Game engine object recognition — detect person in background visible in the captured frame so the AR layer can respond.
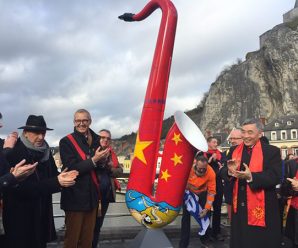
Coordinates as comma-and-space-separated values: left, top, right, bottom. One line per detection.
283, 158, 298, 247
2, 115, 78, 248
198, 136, 224, 241
92, 129, 123, 248
222, 128, 243, 223
179, 155, 216, 248
220, 118, 282, 248
60, 109, 110, 248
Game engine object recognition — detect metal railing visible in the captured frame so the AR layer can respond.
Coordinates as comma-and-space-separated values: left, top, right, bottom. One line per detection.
52, 200, 133, 218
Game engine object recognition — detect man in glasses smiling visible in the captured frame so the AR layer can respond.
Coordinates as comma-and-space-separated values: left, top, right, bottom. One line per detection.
60, 109, 110, 248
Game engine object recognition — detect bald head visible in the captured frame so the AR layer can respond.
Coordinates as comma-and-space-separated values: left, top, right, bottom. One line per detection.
228, 129, 242, 146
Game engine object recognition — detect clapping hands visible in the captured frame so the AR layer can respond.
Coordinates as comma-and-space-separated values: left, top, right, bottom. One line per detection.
92, 147, 111, 164
10, 159, 37, 181
227, 160, 252, 181
58, 168, 79, 187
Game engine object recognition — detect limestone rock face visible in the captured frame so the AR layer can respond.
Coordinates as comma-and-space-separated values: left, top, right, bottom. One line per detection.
198, 22, 298, 133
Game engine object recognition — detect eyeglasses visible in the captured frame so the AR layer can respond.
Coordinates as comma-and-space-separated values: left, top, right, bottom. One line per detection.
100, 136, 111, 141
74, 119, 89, 125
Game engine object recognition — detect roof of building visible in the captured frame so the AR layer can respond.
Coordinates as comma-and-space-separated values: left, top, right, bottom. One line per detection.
264, 114, 298, 131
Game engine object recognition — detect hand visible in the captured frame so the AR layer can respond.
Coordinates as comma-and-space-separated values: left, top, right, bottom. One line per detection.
211, 153, 217, 160
199, 208, 209, 218
218, 161, 223, 170
11, 159, 37, 180
58, 168, 79, 187
227, 159, 238, 176
4, 131, 18, 149
287, 177, 298, 191
233, 163, 252, 181
92, 147, 111, 163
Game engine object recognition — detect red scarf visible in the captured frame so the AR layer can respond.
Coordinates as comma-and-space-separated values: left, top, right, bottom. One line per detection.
290, 171, 298, 210
111, 149, 121, 191
206, 149, 222, 161
232, 140, 266, 227
66, 134, 100, 194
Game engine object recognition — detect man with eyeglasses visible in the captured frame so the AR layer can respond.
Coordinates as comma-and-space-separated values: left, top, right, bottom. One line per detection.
228, 129, 243, 146
222, 128, 243, 224
60, 109, 110, 248
179, 155, 216, 248
92, 129, 123, 248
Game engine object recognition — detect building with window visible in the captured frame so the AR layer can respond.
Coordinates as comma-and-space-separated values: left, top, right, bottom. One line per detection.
263, 115, 298, 159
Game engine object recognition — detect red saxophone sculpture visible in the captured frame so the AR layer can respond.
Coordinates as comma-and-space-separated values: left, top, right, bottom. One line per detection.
119, 0, 207, 228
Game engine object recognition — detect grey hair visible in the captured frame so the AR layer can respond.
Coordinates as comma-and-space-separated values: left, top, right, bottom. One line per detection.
74, 109, 91, 120
242, 118, 264, 131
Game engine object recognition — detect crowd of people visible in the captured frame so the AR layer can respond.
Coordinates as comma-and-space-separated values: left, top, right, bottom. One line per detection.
0, 109, 122, 248
179, 118, 298, 248
0, 111, 298, 248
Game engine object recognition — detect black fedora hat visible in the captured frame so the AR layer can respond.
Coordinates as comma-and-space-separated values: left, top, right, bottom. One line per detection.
18, 115, 53, 131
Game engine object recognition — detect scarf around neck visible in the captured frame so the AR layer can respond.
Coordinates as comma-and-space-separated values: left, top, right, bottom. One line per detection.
20, 133, 50, 163
232, 140, 266, 227
206, 149, 222, 161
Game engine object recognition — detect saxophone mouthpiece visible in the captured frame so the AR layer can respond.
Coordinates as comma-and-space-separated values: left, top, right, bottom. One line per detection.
118, 13, 135, 22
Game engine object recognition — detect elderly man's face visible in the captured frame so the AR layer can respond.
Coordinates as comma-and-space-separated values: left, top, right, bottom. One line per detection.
228, 130, 243, 146
241, 124, 262, 147
24, 130, 46, 147
74, 112, 91, 135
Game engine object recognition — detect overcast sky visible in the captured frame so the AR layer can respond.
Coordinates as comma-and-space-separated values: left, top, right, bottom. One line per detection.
0, 0, 294, 146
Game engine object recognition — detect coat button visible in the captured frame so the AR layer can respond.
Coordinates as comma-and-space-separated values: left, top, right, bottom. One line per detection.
3, 181, 7, 186
240, 202, 245, 207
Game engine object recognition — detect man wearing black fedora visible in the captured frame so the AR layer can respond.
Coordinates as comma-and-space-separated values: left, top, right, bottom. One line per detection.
0, 112, 38, 246
2, 114, 79, 248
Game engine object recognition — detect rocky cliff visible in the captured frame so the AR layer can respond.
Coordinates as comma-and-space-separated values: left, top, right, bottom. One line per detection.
198, 20, 298, 134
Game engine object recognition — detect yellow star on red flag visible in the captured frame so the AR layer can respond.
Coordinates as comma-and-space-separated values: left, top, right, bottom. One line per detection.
172, 132, 182, 145
133, 133, 153, 165
160, 169, 171, 182
171, 153, 183, 166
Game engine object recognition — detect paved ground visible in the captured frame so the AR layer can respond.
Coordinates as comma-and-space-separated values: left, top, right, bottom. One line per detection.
47, 223, 231, 248
47, 223, 294, 248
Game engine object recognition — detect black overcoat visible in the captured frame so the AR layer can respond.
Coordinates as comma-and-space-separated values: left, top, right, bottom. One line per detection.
59, 128, 99, 211
2, 139, 61, 248
220, 142, 282, 248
